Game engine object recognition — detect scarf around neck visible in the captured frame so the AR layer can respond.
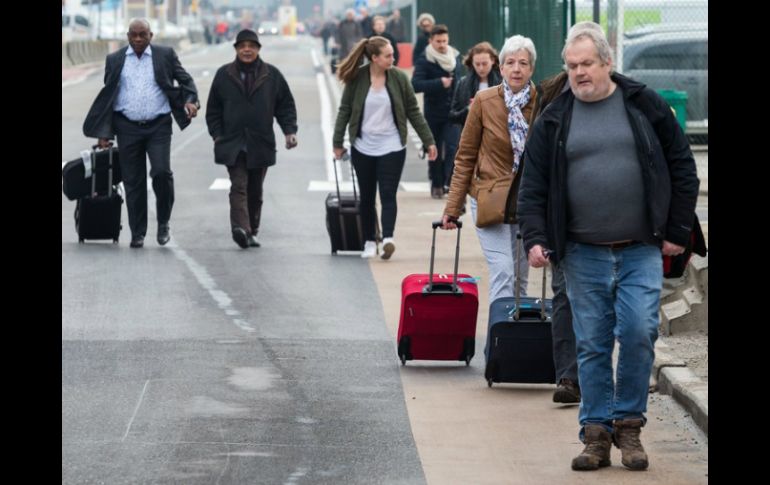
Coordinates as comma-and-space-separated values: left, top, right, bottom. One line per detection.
425, 44, 459, 73
502, 79, 532, 174
236, 57, 259, 92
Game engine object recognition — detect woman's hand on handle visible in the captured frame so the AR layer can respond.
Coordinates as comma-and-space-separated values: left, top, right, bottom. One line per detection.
333, 147, 347, 160
426, 144, 438, 161
441, 214, 458, 230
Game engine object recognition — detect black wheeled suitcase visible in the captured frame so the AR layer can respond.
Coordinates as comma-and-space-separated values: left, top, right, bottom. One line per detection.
75, 147, 123, 244
484, 234, 555, 386
62, 146, 121, 200
325, 156, 365, 253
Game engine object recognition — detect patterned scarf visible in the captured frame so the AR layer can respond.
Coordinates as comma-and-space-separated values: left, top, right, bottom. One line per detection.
502, 79, 531, 174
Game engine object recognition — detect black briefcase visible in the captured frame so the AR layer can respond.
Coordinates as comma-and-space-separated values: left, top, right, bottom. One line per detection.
62, 146, 121, 200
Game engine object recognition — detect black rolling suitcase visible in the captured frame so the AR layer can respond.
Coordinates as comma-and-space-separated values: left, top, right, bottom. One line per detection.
325, 156, 365, 253
484, 234, 556, 386
75, 147, 123, 244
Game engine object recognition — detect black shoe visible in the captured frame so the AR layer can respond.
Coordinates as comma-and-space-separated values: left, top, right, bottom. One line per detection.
130, 235, 145, 248
248, 234, 261, 247
157, 223, 170, 246
232, 227, 249, 248
553, 378, 581, 403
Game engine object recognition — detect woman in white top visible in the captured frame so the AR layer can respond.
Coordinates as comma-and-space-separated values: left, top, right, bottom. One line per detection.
333, 37, 437, 259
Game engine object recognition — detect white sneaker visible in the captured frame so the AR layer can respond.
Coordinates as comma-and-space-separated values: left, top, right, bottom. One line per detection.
381, 238, 395, 260
361, 240, 378, 258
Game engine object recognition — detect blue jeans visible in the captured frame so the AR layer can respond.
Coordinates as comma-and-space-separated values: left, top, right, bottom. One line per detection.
561, 241, 662, 437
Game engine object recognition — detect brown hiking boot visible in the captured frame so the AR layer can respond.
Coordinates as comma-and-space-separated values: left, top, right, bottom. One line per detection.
613, 418, 649, 470
553, 378, 581, 403
571, 424, 612, 471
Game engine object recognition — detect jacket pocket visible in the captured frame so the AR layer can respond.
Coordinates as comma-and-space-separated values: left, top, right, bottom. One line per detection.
213, 132, 241, 164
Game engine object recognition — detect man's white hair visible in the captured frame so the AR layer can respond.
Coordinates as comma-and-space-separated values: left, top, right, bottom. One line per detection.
562, 21, 613, 69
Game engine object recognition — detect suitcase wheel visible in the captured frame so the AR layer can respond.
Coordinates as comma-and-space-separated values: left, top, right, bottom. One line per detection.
465, 355, 471, 366
397, 336, 411, 365
487, 379, 493, 388
78, 238, 84, 244
113, 238, 119, 244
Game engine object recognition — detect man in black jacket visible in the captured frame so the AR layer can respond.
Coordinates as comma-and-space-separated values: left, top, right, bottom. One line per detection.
205, 29, 298, 249
411, 24, 462, 198
517, 23, 698, 472
83, 18, 200, 248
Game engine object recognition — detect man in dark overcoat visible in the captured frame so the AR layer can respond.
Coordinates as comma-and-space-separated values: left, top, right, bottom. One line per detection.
205, 29, 298, 248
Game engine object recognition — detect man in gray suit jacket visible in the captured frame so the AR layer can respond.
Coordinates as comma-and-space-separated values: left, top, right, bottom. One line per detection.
83, 18, 199, 248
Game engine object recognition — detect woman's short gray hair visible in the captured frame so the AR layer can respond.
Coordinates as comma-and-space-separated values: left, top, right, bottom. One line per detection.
499, 35, 537, 67
562, 21, 614, 68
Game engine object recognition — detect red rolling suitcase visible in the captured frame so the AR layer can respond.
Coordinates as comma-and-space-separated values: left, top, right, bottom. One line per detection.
397, 221, 479, 365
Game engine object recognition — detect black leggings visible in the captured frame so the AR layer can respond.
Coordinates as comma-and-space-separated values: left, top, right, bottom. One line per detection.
351, 147, 406, 240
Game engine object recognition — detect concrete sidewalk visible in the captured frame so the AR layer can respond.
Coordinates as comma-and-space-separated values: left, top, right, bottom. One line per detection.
316, 35, 707, 478
362, 190, 707, 483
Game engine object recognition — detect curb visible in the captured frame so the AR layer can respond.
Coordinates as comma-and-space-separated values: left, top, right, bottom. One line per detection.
653, 348, 708, 436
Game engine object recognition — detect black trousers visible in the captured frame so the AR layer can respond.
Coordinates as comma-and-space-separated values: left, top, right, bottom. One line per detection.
227, 152, 268, 236
427, 120, 460, 189
351, 147, 406, 241
113, 112, 173, 238
551, 261, 579, 384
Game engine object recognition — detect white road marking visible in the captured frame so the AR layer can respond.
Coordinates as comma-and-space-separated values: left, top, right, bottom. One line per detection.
210, 178, 231, 190
140, 133, 256, 335
308, 180, 356, 192
399, 182, 431, 192
316, 69, 334, 182
122, 379, 150, 442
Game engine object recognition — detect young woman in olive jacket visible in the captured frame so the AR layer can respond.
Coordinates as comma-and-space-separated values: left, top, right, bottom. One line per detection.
333, 36, 437, 259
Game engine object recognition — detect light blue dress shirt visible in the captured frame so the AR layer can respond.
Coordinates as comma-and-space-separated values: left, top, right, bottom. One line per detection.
114, 45, 171, 121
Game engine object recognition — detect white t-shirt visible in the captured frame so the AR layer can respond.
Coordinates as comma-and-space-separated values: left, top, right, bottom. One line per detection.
353, 87, 405, 156
478, 81, 489, 91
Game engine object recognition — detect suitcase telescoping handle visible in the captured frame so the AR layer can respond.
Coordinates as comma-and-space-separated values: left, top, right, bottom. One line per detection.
514, 233, 548, 321
427, 220, 464, 294
90, 146, 114, 197
332, 154, 358, 202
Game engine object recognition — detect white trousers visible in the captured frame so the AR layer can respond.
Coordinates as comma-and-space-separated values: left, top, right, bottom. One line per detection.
470, 197, 530, 302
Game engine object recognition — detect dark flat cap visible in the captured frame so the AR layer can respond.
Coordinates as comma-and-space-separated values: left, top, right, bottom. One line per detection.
234, 29, 261, 47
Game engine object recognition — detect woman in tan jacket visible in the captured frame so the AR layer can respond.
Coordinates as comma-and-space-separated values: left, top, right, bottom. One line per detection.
440, 35, 538, 302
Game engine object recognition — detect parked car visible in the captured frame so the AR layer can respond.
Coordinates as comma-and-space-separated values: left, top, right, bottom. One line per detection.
623, 30, 708, 126
62, 12, 92, 42
624, 22, 708, 39
258, 21, 281, 36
